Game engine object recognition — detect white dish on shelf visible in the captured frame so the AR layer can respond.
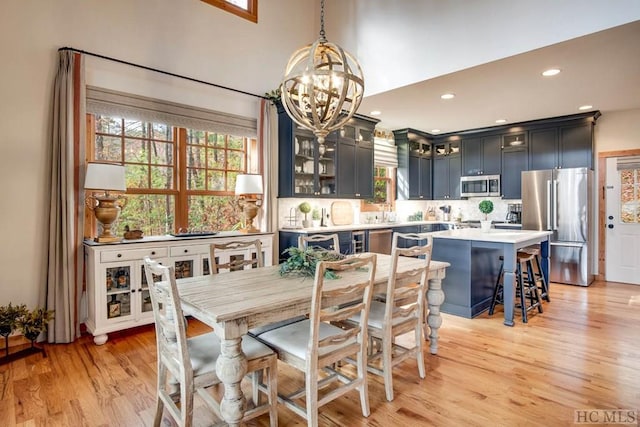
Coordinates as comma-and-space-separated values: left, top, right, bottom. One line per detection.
295, 137, 299, 154
303, 160, 315, 174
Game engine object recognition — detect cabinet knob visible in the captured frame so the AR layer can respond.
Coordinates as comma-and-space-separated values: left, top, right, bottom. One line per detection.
117, 254, 122, 258
151, 251, 156, 255
131, 289, 136, 293
184, 249, 188, 253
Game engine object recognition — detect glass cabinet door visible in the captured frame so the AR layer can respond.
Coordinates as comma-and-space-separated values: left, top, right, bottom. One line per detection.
104, 264, 133, 320
293, 128, 336, 197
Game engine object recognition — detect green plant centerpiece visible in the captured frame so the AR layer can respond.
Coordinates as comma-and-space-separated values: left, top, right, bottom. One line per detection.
279, 246, 345, 279
299, 202, 312, 228
478, 199, 494, 232
17, 307, 54, 345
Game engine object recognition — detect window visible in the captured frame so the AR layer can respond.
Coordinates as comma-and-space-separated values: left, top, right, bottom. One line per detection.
361, 166, 395, 212
201, 0, 258, 23
620, 168, 640, 223
87, 114, 255, 237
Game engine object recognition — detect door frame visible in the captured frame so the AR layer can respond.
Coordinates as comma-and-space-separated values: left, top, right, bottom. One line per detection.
597, 148, 640, 280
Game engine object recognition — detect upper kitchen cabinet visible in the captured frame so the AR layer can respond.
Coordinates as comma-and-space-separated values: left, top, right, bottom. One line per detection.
277, 103, 338, 197
433, 139, 461, 200
461, 134, 501, 176
501, 132, 528, 199
395, 129, 433, 200
336, 116, 379, 199
529, 112, 599, 170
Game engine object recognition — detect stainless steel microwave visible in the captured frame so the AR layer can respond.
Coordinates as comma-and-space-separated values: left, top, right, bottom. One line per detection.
460, 175, 501, 197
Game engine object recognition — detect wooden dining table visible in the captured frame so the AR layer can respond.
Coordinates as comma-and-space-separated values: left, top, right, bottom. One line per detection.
176, 253, 449, 427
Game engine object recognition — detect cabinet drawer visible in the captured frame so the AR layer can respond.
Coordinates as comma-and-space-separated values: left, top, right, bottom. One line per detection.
170, 244, 210, 257
100, 247, 167, 263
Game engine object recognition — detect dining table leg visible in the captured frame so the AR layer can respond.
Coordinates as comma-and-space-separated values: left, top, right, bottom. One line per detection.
215, 336, 248, 427
426, 276, 445, 354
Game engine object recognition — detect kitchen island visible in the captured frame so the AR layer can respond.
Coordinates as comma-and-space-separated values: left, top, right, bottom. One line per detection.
431, 228, 552, 326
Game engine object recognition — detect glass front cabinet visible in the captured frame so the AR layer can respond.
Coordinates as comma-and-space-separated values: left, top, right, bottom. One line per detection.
84, 233, 273, 345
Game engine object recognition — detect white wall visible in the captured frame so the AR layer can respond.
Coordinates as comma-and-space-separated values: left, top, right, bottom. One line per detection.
327, 0, 640, 96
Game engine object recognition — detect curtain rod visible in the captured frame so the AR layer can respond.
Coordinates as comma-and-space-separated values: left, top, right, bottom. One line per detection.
58, 46, 267, 100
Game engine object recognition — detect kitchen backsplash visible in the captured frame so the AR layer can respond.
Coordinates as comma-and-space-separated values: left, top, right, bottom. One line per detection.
278, 197, 521, 228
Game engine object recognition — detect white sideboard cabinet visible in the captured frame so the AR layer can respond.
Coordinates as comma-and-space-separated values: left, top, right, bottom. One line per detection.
84, 232, 274, 345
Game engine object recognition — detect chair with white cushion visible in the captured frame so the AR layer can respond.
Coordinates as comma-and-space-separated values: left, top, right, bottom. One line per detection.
143, 257, 278, 427
298, 233, 341, 253
257, 254, 377, 427
346, 233, 432, 401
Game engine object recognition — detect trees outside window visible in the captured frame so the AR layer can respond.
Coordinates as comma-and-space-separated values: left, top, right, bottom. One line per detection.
86, 114, 255, 238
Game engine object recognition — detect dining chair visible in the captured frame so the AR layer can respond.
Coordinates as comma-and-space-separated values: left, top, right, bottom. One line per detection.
298, 233, 341, 253
256, 254, 377, 427
142, 257, 278, 427
346, 233, 432, 401
209, 239, 264, 274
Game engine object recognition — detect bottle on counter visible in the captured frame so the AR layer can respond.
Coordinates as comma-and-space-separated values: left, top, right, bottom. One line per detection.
457, 209, 463, 222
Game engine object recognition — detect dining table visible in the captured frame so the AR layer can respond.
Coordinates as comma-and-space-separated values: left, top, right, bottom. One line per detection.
176, 252, 449, 427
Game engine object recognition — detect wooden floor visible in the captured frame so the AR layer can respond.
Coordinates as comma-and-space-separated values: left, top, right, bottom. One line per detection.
1, 280, 639, 426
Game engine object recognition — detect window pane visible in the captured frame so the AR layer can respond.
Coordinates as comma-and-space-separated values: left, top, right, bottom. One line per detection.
124, 120, 147, 138
95, 135, 122, 161
226, 0, 248, 10
227, 151, 245, 171
188, 195, 242, 231
96, 115, 122, 134
188, 129, 206, 146
228, 135, 244, 150
151, 123, 172, 141
126, 164, 150, 188
124, 139, 146, 163
150, 166, 174, 190
115, 194, 175, 236
149, 141, 174, 165
187, 168, 206, 190
208, 133, 224, 148
187, 145, 206, 168
620, 169, 639, 224
208, 170, 225, 191
207, 148, 226, 169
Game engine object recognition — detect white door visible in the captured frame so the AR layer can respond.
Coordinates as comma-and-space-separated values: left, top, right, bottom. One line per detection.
605, 157, 640, 284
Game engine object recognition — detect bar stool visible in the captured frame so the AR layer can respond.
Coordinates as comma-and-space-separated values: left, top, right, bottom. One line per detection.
519, 246, 550, 302
489, 252, 543, 323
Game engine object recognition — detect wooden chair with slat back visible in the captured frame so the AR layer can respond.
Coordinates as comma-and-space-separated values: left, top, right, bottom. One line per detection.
256, 254, 377, 426
345, 233, 432, 401
298, 233, 340, 253
142, 257, 278, 427
209, 239, 264, 274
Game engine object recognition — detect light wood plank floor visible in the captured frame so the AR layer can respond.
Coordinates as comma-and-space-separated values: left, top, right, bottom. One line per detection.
1, 280, 639, 426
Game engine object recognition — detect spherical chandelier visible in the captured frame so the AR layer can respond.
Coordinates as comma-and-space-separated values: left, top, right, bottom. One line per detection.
280, 0, 364, 145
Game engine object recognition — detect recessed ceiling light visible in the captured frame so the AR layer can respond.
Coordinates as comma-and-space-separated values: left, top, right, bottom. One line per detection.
578, 105, 593, 111
431, 129, 441, 133
495, 119, 507, 124
542, 68, 561, 77
440, 93, 455, 100
370, 110, 381, 116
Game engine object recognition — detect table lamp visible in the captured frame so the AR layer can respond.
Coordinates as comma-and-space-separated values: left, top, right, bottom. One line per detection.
85, 162, 127, 243
235, 174, 263, 233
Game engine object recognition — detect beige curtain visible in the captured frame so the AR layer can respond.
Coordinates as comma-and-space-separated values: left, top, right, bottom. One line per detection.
46, 51, 86, 343
258, 99, 279, 259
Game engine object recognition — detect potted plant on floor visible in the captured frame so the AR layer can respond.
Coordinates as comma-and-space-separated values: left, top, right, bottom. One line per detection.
17, 307, 54, 347
0, 303, 28, 356
479, 200, 494, 232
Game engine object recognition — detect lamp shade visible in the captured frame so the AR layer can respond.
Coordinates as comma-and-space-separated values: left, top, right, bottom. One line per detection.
84, 163, 126, 192
235, 174, 263, 195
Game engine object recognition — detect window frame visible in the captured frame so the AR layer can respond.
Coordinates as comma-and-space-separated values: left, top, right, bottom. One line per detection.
201, 0, 258, 23
85, 114, 255, 238
361, 166, 396, 213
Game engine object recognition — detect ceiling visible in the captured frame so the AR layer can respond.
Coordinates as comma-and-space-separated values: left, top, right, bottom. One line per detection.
358, 20, 640, 135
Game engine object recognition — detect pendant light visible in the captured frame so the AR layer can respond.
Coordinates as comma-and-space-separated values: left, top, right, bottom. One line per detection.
280, 0, 364, 145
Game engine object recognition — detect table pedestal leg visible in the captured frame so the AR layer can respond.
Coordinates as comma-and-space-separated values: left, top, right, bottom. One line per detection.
215, 337, 248, 427
426, 277, 445, 354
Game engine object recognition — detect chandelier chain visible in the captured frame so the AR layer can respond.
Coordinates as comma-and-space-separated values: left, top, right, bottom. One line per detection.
319, 0, 326, 41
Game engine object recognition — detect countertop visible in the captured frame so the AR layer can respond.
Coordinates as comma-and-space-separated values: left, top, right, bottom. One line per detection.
279, 220, 457, 234
83, 230, 274, 246
431, 228, 552, 243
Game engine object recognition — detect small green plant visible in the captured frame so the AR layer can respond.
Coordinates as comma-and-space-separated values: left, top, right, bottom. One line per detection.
299, 202, 311, 221
17, 307, 54, 342
0, 303, 28, 336
279, 246, 345, 279
312, 208, 321, 221
478, 200, 494, 220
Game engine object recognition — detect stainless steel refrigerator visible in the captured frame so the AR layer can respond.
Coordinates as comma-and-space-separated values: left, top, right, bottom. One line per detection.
521, 167, 594, 286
